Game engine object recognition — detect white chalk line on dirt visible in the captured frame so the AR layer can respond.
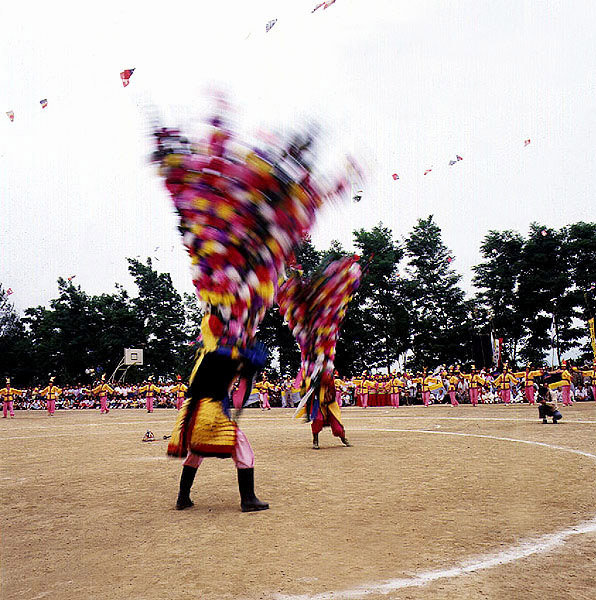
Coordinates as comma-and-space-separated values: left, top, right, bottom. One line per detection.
2, 413, 596, 441
275, 428, 596, 600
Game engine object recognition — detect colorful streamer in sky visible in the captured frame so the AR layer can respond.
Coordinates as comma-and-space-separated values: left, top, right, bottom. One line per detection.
266, 19, 277, 32
40, 99, 48, 109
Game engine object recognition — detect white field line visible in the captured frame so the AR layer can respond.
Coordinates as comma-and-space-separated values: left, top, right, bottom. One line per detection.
275, 428, 596, 600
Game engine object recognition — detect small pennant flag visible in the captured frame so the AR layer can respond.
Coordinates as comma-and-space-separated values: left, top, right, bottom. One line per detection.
7, 288, 14, 295
40, 99, 48, 109
524, 139, 531, 147
266, 18, 277, 32
6, 111, 14, 122
120, 68, 135, 87
448, 160, 457, 166
392, 173, 399, 180
456, 155, 463, 161
424, 168, 432, 175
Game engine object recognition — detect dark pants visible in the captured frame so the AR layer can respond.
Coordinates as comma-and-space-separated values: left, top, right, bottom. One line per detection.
539, 406, 562, 422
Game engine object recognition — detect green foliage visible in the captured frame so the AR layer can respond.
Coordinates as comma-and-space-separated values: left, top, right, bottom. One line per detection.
405, 216, 472, 369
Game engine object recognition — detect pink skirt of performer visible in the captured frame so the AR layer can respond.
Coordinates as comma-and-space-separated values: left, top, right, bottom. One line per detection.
146, 397, 154, 412
561, 385, 572, 406
469, 388, 479, 406
500, 389, 511, 404
390, 393, 400, 407
183, 428, 254, 469
525, 386, 535, 404
449, 390, 459, 406
3, 401, 14, 417
421, 390, 431, 406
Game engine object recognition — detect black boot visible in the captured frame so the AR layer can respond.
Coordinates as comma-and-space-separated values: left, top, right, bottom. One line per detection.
312, 433, 320, 450
176, 465, 197, 510
340, 436, 351, 447
237, 468, 269, 512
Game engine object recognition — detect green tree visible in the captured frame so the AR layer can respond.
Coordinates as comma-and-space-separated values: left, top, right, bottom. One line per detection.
0, 285, 33, 383
405, 215, 471, 369
472, 230, 525, 363
127, 258, 188, 377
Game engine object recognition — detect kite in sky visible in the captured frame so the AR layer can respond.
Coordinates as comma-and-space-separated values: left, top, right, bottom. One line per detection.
352, 190, 363, 202
67, 275, 76, 282
120, 69, 135, 87
312, 0, 336, 12
524, 139, 531, 147
6, 111, 14, 122
392, 173, 399, 180
266, 19, 277, 32
449, 155, 463, 166
7, 288, 14, 295
424, 168, 433, 175
40, 99, 48, 109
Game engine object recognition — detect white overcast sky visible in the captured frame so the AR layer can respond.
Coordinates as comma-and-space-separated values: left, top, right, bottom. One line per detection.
2, 0, 596, 314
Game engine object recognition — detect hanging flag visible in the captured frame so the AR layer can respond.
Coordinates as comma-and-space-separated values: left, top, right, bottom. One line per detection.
6, 288, 14, 295
120, 68, 135, 87
392, 173, 399, 180
524, 139, 531, 147
424, 168, 432, 175
589, 318, 596, 360
40, 99, 48, 109
6, 111, 14, 122
265, 19, 277, 32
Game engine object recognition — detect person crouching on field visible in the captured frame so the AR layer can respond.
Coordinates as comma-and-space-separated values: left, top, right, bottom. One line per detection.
538, 385, 562, 424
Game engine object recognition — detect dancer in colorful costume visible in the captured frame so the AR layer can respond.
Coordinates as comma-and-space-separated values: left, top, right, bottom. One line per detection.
462, 365, 485, 406
139, 376, 160, 413
513, 365, 543, 405
493, 365, 519, 405
153, 108, 353, 510
40, 377, 62, 416
92, 374, 114, 414
171, 375, 188, 410
1, 378, 23, 418
278, 255, 361, 450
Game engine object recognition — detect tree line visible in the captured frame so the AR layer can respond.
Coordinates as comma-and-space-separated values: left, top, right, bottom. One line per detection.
2, 217, 596, 385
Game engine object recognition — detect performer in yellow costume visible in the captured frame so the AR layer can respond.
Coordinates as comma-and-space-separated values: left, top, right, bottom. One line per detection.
40, 377, 62, 416
92, 374, 114, 414
1, 378, 23, 418
171, 375, 188, 410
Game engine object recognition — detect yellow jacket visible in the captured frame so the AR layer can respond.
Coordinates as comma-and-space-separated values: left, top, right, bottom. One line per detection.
493, 373, 518, 390
0, 387, 24, 401
462, 373, 486, 388
171, 383, 188, 398
139, 383, 160, 397
513, 370, 543, 386
92, 383, 114, 396
40, 385, 62, 400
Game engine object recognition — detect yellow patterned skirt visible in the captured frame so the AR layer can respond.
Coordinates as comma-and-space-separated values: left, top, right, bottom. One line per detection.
167, 396, 237, 458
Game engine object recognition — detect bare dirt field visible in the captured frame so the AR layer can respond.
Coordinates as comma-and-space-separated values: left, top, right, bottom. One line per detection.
2, 403, 596, 600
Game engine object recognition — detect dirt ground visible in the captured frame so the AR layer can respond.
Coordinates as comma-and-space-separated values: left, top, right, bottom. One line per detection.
2, 403, 596, 600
